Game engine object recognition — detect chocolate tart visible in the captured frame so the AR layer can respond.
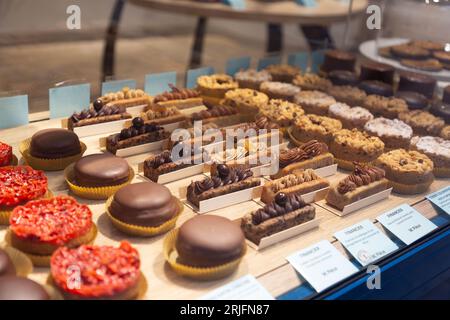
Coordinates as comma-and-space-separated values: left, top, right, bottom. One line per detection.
242, 193, 315, 245
29, 128, 81, 159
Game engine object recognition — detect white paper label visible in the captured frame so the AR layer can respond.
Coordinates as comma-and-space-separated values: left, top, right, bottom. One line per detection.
426, 186, 450, 215
286, 240, 358, 293
200, 275, 274, 300
377, 204, 437, 245
334, 220, 398, 266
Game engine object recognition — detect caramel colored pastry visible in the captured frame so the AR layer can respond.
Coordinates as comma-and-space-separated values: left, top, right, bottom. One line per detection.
374, 149, 434, 194
100, 87, 151, 109
190, 105, 238, 125
330, 129, 385, 170
68, 105, 131, 129
197, 74, 238, 101
409, 40, 444, 51
140, 104, 186, 125
264, 64, 300, 83
186, 165, 261, 207
234, 69, 272, 90
328, 102, 373, 129
433, 51, 450, 65
291, 114, 342, 144
293, 73, 332, 91
241, 193, 315, 245
327, 85, 366, 107
259, 81, 300, 102
273, 140, 334, 178
440, 125, 450, 140
390, 44, 430, 60
222, 88, 269, 114
261, 169, 329, 204
363, 95, 409, 119
411, 136, 450, 178
400, 59, 443, 72
326, 163, 389, 210
152, 84, 202, 109
364, 118, 413, 150
105, 117, 169, 155
293, 90, 336, 115
322, 50, 356, 73
258, 99, 304, 127
399, 110, 445, 136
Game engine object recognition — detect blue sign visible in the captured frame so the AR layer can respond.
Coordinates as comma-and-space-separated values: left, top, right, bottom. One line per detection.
0, 95, 29, 129
295, 0, 317, 7
186, 66, 215, 89
223, 0, 246, 10
311, 50, 326, 73
226, 56, 251, 76
101, 79, 136, 95
257, 56, 282, 71
49, 83, 90, 119
145, 71, 177, 96
288, 52, 309, 71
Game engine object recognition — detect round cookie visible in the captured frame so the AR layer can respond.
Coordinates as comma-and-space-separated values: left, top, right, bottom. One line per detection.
0, 249, 15, 277
395, 91, 429, 110
175, 215, 245, 267
30, 128, 81, 159
0, 276, 49, 300
74, 153, 130, 187
109, 182, 179, 228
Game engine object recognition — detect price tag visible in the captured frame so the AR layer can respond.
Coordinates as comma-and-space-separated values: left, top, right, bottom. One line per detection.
257, 56, 282, 71
223, 0, 246, 10
101, 79, 136, 95
288, 52, 309, 70
286, 240, 358, 293
426, 186, 450, 215
186, 66, 214, 89
311, 49, 326, 73
295, 0, 317, 7
334, 220, 398, 266
226, 56, 251, 76
0, 95, 29, 129
49, 83, 90, 119
200, 275, 274, 300
144, 71, 177, 96
377, 204, 437, 245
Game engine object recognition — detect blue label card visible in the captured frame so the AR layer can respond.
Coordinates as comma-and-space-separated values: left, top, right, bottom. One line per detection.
186, 66, 214, 89
257, 56, 282, 71
226, 56, 251, 76
311, 49, 326, 73
295, 0, 317, 7
334, 220, 398, 267
0, 95, 29, 129
101, 79, 136, 95
288, 52, 309, 71
377, 204, 437, 245
49, 83, 90, 119
145, 71, 177, 96
286, 240, 358, 293
200, 275, 274, 300
426, 186, 450, 215
222, 0, 246, 10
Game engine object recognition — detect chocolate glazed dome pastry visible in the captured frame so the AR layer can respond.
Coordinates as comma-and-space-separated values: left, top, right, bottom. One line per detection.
0, 276, 50, 300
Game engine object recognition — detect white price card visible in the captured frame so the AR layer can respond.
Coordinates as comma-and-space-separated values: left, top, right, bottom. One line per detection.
334, 220, 398, 267
200, 275, 274, 300
377, 204, 437, 245
286, 240, 358, 293
426, 186, 450, 215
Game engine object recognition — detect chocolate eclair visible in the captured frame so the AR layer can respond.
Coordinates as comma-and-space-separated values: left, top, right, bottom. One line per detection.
241, 193, 316, 245
187, 165, 261, 207
326, 163, 389, 210
68, 104, 131, 129
153, 84, 201, 110
272, 140, 334, 179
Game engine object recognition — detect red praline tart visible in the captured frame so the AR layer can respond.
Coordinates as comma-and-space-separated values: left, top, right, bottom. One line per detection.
9, 196, 96, 257
0, 142, 13, 167
50, 241, 142, 300
0, 166, 48, 209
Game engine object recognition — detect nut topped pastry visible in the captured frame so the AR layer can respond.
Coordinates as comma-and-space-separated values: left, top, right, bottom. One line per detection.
293, 73, 332, 91
399, 110, 445, 136
326, 163, 389, 210
152, 84, 202, 109
364, 118, 413, 150
264, 64, 300, 83
140, 105, 185, 125
197, 74, 238, 103
186, 165, 261, 207
241, 193, 316, 245
328, 102, 373, 129
374, 149, 434, 194
100, 87, 150, 109
327, 85, 367, 107
441, 125, 450, 140
291, 114, 342, 144
222, 88, 269, 114
259, 81, 300, 102
330, 129, 385, 170
411, 136, 450, 177
234, 69, 272, 90
258, 99, 304, 127
363, 95, 409, 119
293, 90, 336, 115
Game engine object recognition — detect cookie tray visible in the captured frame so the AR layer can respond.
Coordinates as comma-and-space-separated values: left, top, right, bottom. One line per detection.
245, 218, 321, 251
138, 162, 205, 184
318, 187, 393, 217
184, 183, 263, 214
99, 137, 168, 157
61, 118, 130, 138
314, 164, 338, 178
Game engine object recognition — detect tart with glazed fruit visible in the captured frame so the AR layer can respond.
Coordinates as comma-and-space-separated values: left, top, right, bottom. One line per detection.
241, 192, 316, 245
